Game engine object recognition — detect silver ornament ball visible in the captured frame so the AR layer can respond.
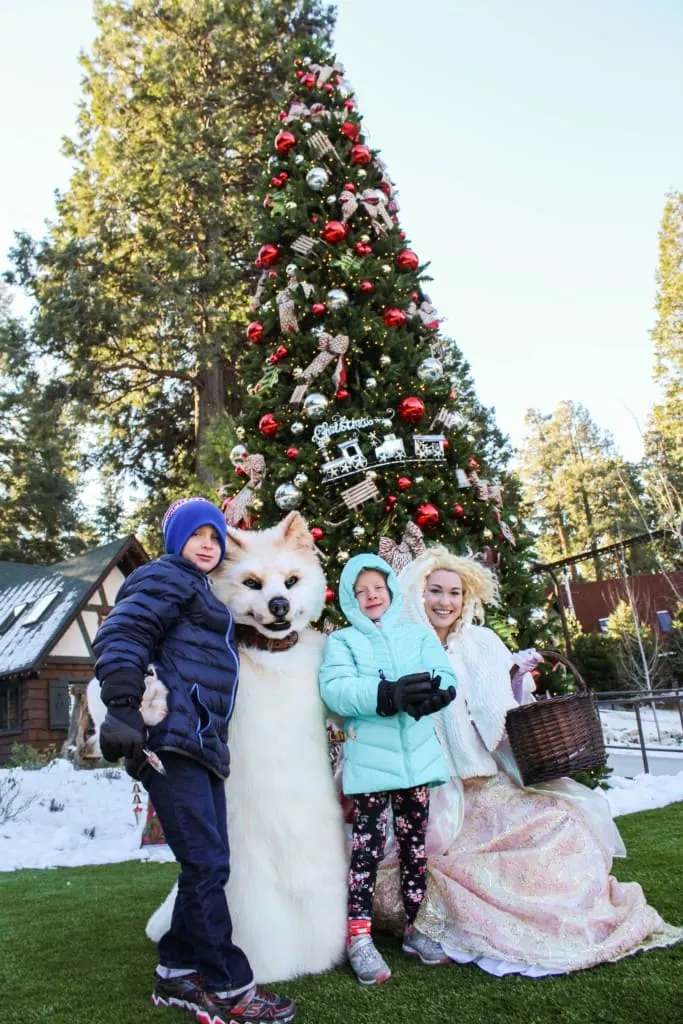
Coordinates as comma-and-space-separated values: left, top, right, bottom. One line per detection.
326, 288, 349, 309
285, 263, 298, 276
379, 354, 391, 366
294, 154, 304, 165
303, 392, 329, 420
366, 377, 377, 389
352, 525, 366, 538
325, 194, 338, 206
357, 169, 367, 179
274, 482, 303, 511
305, 167, 330, 192
229, 444, 248, 465
293, 472, 308, 487
290, 421, 305, 435
302, 121, 312, 133
417, 357, 444, 383
285, 201, 297, 210
235, 426, 246, 440
336, 550, 350, 564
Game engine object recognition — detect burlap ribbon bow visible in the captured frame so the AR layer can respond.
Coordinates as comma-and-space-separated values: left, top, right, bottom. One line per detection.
338, 188, 394, 235
221, 454, 266, 528
301, 332, 349, 388
377, 521, 425, 574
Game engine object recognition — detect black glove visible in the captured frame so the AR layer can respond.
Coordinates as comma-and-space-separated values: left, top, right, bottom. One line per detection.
407, 685, 456, 721
377, 671, 435, 717
99, 698, 146, 763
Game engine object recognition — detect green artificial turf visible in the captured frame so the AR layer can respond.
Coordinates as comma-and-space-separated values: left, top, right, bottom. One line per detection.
1, 803, 681, 1024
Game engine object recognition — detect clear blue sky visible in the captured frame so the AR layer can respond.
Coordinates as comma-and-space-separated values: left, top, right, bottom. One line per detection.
2, 0, 682, 461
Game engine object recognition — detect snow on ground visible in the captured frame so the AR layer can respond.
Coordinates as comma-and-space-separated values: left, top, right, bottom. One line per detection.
600, 707, 683, 749
1, 754, 682, 874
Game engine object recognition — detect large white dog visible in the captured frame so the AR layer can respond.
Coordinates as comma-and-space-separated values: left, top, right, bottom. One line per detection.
92, 512, 348, 983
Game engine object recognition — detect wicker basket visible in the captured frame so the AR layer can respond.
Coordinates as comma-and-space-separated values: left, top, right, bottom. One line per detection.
505, 650, 606, 785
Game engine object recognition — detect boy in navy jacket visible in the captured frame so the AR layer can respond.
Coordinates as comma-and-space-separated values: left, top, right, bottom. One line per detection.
94, 497, 295, 1024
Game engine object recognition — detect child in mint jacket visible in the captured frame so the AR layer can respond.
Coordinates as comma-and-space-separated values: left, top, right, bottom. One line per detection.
319, 553, 456, 986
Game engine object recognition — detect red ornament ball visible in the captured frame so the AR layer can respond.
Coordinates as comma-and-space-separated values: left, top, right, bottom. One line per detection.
344, 100, 355, 110
386, 495, 398, 506
343, 182, 356, 192
322, 220, 347, 244
340, 120, 360, 142
359, 280, 373, 294
324, 586, 335, 603
355, 241, 373, 256
398, 396, 425, 423
301, 72, 316, 89
322, 82, 335, 94
383, 307, 406, 328
235, 465, 246, 477
453, 504, 465, 518
268, 345, 289, 365
442, 439, 449, 450
379, 181, 392, 196
274, 130, 297, 154
397, 476, 412, 491
311, 526, 325, 542
397, 249, 419, 271
468, 457, 480, 470
286, 446, 299, 460
256, 244, 281, 268
350, 143, 372, 165
335, 388, 350, 401
258, 413, 282, 438
415, 503, 440, 530
278, 111, 288, 122
246, 321, 264, 344
312, 302, 326, 316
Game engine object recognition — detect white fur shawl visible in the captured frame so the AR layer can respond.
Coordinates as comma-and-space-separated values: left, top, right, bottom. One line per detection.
399, 557, 518, 780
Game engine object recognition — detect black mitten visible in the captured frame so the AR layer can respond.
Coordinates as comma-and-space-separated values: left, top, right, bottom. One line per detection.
377, 671, 434, 717
407, 685, 456, 721
100, 698, 146, 763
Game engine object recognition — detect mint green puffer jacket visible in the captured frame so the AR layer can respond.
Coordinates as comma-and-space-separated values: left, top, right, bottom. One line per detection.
319, 553, 456, 795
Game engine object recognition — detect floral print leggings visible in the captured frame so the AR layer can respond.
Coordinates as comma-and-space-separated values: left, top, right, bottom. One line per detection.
348, 785, 430, 925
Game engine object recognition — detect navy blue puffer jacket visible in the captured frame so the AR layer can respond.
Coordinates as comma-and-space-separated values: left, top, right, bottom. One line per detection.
93, 555, 239, 779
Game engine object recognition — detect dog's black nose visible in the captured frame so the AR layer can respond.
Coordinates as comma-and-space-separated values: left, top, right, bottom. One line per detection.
269, 596, 290, 619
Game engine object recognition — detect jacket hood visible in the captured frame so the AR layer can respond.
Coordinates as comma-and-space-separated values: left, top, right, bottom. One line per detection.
339, 553, 402, 633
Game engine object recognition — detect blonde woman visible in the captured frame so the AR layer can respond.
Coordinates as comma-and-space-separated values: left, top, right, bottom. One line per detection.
372, 547, 682, 975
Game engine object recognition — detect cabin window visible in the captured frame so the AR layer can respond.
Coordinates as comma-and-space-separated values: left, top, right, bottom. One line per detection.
0, 682, 22, 733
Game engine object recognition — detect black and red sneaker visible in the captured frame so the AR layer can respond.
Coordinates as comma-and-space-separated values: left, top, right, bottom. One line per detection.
195, 985, 295, 1024
151, 972, 205, 1013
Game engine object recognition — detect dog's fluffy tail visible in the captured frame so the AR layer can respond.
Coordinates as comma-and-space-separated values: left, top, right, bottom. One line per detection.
146, 883, 177, 943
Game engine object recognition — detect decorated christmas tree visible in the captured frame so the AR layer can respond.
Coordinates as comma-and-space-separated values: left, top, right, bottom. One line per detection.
220, 45, 542, 641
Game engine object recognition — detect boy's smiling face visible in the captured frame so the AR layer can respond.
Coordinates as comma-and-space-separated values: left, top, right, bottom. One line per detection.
181, 525, 222, 573
354, 569, 391, 622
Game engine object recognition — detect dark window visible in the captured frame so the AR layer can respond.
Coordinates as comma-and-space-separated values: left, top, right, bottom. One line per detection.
0, 682, 22, 733
49, 681, 70, 730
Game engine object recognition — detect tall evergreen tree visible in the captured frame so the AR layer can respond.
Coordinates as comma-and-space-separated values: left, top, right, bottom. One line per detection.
643, 191, 683, 545
216, 47, 543, 644
8, 0, 334, 527
0, 289, 94, 563
517, 401, 651, 580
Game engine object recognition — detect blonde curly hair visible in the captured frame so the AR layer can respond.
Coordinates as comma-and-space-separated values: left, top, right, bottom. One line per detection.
417, 547, 500, 635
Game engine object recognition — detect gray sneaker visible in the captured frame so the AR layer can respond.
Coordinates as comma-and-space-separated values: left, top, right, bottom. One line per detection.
402, 926, 450, 965
347, 935, 392, 985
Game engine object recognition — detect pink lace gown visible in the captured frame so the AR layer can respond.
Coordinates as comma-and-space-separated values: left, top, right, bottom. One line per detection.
370, 624, 683, 975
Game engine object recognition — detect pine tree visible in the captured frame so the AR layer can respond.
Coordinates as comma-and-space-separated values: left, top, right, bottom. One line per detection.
8, 0, 334, 525
0, 291, 95, 563
643, 191, 683, 545
517, 401, 652, 581
218, 47, 543, 642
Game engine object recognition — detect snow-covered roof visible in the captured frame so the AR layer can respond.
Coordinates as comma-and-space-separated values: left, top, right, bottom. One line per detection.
0, 536, 147, 679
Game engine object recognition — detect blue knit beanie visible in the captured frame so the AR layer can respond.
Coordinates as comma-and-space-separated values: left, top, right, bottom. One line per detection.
162, 497, 227, 563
